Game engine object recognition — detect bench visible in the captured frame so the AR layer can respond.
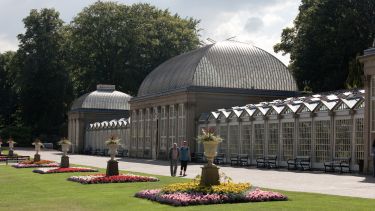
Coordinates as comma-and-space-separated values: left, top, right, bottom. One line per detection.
324, 157, 351, 173
230, 153, 239, 166
94, 149, 105, 156
214, 153, 225, 165
229, 154, 249, 166
4, 156, 30, 165
43, 143, 54, 149
117, 149, 128, 157
194, 152, 205, 163
84, 147, 93, 155
287, 156, 311, 170
256, 155, 278, 168
239, 154, 249, 166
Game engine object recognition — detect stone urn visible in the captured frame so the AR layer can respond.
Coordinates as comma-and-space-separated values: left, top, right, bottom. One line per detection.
105, 137, 120, 176
108, 143, 119, 161
34, 142, 42, 154
58, 139, 71, 168
200, 140, 221, 186
203, 141, 219, 166
33, 142, 43, 162
61, 143, 70, 156
8, 140, 15, 156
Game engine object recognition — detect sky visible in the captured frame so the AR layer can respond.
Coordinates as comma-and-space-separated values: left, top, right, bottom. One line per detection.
0, 0, 300, 65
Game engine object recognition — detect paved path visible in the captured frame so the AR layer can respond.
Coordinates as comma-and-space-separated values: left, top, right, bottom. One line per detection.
16, 148, 375, 199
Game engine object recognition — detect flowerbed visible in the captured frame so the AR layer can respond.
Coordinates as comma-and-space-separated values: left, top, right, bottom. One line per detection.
12, 160, 59, 168
68, 174, 159, 184
135, 180, 287, 206
161, 181, 251, 194
33, 167, 98, 174
135, 188, 287, 206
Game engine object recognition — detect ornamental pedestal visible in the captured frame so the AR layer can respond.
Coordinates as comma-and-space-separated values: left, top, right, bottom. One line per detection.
34, 154, 41, 162
200, 165, 220, 186
106, 160, 119, 176
8, 150, 14, 157
61, 155, 70, 168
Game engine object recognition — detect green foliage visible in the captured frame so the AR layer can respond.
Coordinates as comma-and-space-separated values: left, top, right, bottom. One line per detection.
1, 2, 200, 139
0, 126, 32, 146
65, 2, 200, 96
274, 0, 375, 92
16, 8, 72, 137
0, 51, 19, 127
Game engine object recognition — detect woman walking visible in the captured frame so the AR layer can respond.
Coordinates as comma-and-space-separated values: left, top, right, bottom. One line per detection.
168, 143, 179, 177
179, 141, 191, 176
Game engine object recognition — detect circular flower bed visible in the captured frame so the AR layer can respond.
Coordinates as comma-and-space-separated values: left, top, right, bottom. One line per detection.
12, 160, 59, 168
68, 174, 159, 184
135, 181, 287, 206
33, 167, 98, 174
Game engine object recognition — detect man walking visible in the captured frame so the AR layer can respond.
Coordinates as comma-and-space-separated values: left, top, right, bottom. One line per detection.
179, 141, 191, 176
169, 143, 179, 177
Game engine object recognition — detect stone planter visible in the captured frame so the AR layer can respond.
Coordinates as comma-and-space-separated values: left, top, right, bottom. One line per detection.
203, 141, 219, 166
106, 143, 119, 176
60, 143, 70, 168
34, 142, 42, 162
61, 144, 70, 156
9, 142, 14, 150
34, 143, 42, 154
9, 142, 15, 156
108, 144, 119, 161
200, 141, 220, 186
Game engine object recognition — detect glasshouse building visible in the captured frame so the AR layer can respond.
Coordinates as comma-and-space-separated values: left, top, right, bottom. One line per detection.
197, 90, 365, 171
129, 40, 299, 160
68, 85, 131, 153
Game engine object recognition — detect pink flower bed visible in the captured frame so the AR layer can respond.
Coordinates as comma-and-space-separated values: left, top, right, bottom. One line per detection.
68, 174, 159, 184
12, 163, 59, 168
33, 167, 98, 174
135, 188, 287, 206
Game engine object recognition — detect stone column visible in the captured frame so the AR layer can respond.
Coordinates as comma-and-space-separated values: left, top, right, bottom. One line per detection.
359, 45, 375, 174
75, 119, 79, 153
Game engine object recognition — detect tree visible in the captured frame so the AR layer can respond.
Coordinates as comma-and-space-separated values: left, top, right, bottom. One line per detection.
16, 8, 72, 137
0, 51, 18, 127
274, 0, 375, 92
65, 2, 200, 96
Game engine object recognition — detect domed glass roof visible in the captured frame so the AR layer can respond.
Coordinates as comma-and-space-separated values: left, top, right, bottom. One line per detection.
137, 41, 298, 97
71, 85, 131, 111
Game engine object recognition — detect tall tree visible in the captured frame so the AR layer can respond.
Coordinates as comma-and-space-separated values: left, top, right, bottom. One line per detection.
274, 0, 375, 92
0, 51, 18, 127
16, 9, 72, 137
66, 2, 200, 96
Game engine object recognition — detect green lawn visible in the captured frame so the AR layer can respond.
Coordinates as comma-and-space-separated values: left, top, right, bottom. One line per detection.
1, 149, 9, 155
0, 165, 374, 211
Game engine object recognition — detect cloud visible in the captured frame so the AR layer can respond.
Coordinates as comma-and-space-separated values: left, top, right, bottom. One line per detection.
0, 0, 300, 64
0, 34, 18, 53
244, 17, 264, 34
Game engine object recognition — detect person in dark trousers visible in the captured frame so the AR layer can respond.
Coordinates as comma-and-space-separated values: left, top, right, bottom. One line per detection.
179, 141, 191, 176
168, 143, 179, 177
372, 140, 375, 177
